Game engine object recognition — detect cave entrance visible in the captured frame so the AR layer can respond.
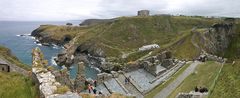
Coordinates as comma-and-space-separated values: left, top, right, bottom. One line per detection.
63, 35, 72, 42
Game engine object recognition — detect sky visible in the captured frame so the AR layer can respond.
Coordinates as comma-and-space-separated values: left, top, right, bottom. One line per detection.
0, 0, 239, 21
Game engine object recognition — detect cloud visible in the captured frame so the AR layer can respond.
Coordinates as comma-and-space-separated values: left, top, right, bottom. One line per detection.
0, 0, 239, 21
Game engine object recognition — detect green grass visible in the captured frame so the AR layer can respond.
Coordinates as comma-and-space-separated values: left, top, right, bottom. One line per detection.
0, 72, 38, 98
36, 16, 217, 59
224, 25, 240, 60
168, 61, 222, 98
209, 60, 240, 98
0, 45, 30, 70
171, 33, 200, 60
144, 63, 191, 98
54, 85, 70, 94
126, 50, 151, 62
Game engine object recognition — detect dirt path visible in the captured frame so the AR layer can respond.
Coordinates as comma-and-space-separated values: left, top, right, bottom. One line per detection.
153, 61, 201, 98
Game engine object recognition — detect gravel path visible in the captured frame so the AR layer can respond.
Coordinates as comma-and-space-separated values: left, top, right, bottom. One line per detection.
154, 61, 201, 98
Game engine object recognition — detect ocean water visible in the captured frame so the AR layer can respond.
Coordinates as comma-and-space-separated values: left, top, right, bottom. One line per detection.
0, 21, 98, 79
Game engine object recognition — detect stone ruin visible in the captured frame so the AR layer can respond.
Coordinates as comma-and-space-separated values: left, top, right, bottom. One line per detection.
140, 51, 174, 76
74, 62, 86, 93
198, 51, 226, 63
32, 47, 134, 98
137, 10, 150, 16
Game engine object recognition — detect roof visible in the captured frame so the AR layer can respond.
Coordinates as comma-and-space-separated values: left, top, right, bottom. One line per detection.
0, 59, 8, 65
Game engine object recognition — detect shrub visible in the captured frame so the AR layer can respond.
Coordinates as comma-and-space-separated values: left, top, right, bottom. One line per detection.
54, 85, 70, 94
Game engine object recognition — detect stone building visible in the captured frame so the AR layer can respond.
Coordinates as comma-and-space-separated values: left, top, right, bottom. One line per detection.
137, 10, 150, 16
74, 62, 86, 92
0, 59, 10, 72
139, 44, 160, 51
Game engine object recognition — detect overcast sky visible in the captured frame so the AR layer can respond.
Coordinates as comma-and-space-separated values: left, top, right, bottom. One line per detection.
0, 0, 239, 21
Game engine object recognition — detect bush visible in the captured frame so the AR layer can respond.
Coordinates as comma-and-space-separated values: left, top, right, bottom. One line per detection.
54, 85, 70, 94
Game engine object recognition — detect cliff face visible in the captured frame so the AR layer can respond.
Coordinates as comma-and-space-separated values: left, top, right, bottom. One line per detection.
31, 25, 79, 45
206, 23, 235, 54
195, 19, 236, 56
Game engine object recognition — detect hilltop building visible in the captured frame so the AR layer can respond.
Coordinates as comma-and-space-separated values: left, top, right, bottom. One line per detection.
137, 10, 150, 16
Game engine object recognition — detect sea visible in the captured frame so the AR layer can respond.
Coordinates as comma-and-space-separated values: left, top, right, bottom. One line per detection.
0, 21, 98, 79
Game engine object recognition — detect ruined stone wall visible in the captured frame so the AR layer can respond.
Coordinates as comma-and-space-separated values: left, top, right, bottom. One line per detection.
140, 51, 174, 76
32, 47, 81, 98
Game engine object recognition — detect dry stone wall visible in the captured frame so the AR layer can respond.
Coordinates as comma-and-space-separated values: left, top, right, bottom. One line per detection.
32, 47, 81, 98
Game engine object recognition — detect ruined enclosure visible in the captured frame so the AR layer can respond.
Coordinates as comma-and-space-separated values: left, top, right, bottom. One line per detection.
0, 64, 10, 72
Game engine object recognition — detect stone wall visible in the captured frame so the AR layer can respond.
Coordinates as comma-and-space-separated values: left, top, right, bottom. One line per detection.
140, 51, 174, 76
32, 47, 81, 98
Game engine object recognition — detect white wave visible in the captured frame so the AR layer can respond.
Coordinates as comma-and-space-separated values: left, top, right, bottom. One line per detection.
90, 66, 101, 73
36, 43, 42, 46
51, 56, 58, 66
52, 44, 60, 49
94, 67, 101, 73
17, 33, 35, 40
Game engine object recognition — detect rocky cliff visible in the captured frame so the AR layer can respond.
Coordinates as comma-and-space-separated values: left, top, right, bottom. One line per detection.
193, 18, 236, 56
31, 16, 238, 74
31, 25, 80, 45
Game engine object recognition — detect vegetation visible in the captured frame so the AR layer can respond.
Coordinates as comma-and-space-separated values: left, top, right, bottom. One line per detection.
0, 72, 38, 98
209, 60, 240, 98
224, 24, 240, 60
145, 63, 191, 98
54, 85, 70, 94
171, 33, 200, 60
0, 45, 30, 70
35, 16, 217, 61
168, 61, 222, 98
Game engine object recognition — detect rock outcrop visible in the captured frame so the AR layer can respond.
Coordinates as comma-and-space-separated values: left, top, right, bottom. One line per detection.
195, 19, 236, 55
31, 25, 75, 46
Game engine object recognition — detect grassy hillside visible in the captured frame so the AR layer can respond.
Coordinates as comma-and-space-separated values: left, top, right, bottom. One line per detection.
209, 60, 240, 98
0, 45, 30, 70
81, 16, 215, 48
168, 61, 222, 98
0, 46, 38, 97
0, 72, 38, 98
33, 16, 221, 61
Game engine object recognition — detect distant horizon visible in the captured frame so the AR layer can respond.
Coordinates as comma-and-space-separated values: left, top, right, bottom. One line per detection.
1, 0, 240, 21
0, 14, 239, 22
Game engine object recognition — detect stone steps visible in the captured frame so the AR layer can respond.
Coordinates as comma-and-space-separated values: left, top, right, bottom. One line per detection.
117, 74, 144, 98
103, 78, 127, 95
96, 84, 111, 95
